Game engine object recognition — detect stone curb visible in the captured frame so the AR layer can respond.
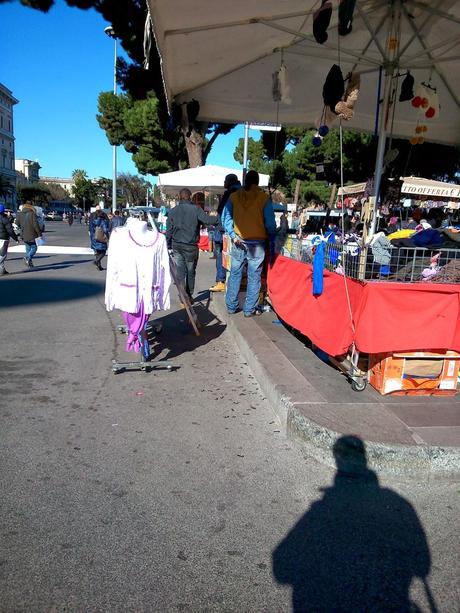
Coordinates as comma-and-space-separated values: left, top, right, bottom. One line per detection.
209, 294, 460, 477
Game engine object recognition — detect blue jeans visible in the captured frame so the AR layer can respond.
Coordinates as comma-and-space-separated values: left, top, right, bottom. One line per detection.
226, 241, 265, 314
25, 241, 37, 262
214, 240, 225, 282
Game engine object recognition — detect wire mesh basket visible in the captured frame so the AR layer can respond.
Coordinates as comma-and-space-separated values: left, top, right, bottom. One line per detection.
278, 235, 460, 284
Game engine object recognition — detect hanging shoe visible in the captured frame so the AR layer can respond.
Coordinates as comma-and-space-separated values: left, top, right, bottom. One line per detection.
209, 281, 226, 292
313, 0, 332, 44
338, 0, 357, 36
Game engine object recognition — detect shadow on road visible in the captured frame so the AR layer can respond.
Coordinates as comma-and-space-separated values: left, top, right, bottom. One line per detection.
29, 259, 94, 272
272, 436, 436, 613
0, 277, 104, 308
151, 302, 225, 360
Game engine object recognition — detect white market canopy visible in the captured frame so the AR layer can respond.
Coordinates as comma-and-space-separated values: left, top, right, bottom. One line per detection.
157, 164, 269, 195
148, 0, 460, 144
338, 176, 460, 198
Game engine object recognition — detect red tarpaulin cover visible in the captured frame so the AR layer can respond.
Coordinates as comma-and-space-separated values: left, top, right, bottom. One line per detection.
268, 255, 460, 356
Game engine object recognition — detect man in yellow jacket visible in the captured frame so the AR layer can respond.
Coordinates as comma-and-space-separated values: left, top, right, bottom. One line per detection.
222, 170, 276, 317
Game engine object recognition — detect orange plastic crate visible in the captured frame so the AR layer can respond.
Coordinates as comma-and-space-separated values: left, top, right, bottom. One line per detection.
368, 350, 460, 396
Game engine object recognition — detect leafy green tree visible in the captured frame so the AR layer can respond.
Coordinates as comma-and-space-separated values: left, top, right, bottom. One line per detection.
0, 174, 15, 198
17, 183, 51, 204
41, 182, 72, 201
97, 92, 188, 174
92, 177, 113, 207
71, 169, 97, 208
117, 172, 151, 206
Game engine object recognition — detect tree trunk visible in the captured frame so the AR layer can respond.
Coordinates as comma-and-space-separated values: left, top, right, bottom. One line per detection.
183, 127, 204, 168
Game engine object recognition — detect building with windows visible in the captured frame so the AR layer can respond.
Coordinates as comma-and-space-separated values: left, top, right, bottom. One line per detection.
0, 83, 18, 207
40, 176, 75, 194
15, 158, 41, 184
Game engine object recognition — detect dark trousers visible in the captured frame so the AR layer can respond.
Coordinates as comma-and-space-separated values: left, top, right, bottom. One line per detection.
95, 250, 106, 266
214, 240, 226, 282
173, 242, 199, 297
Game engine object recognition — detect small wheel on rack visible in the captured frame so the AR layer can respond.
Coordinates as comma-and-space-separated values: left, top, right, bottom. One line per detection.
351, 378, 367, 392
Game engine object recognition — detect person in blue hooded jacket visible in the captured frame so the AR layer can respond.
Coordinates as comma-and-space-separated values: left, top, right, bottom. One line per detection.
89, 209, 110, 270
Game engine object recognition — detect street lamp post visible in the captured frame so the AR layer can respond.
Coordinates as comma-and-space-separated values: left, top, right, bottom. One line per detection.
104, 25, 117, 213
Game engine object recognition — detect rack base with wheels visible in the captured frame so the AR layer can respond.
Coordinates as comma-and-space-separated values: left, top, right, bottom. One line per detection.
112, 321, 174, 375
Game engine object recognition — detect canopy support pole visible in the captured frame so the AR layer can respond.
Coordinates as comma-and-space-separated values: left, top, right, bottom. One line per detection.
369, 1, 401, 238
242, 121, 249, 183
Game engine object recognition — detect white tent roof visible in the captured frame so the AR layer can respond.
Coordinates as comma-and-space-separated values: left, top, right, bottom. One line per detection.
157, 165, 269, 194
338, 176, 460, 198
149, 0, 460, 144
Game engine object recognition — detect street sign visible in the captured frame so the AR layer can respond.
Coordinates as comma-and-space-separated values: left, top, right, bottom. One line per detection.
248, 123, 282, 132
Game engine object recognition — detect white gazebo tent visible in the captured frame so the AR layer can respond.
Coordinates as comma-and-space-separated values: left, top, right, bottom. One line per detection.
157, 164, 269, 195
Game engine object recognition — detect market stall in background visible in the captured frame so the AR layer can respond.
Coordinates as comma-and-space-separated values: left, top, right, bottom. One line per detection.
149, 0, 460, 395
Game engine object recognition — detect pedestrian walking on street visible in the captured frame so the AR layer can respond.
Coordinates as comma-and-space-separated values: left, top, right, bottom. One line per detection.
222, 170, 276, 317
166, 188, 217, 302
0, 203, 19, 275
89, 209, 110, 271
209, 173, 241, 293
15, 201, 42, 268
67, 212, 74, 226
109, 209, 124, 234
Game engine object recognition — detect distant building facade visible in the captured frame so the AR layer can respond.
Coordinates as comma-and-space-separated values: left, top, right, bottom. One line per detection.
0, 82, 18, 207
41, 176, 75, 193
15, 158, 41, 184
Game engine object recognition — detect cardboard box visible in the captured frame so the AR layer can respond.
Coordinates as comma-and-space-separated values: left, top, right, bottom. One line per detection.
368, 350, 460, 396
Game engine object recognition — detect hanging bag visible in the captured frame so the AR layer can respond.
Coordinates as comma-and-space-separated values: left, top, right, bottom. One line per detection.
95, 225, 108, 243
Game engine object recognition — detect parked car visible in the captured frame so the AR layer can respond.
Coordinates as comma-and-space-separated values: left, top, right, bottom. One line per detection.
45, 211, 63, 221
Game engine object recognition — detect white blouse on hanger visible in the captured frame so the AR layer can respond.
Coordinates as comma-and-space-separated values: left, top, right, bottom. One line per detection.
105, 220, 171, 314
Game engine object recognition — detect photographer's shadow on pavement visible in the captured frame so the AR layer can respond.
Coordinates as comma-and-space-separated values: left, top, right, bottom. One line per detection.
272, 436, 436, 613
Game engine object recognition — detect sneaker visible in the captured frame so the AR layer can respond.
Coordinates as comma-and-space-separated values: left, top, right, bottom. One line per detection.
28, 260, 34, 268
209, 281, 226, 292
227, 308, 241, 315
0, 268, 8, 276
243, 311, 261, 318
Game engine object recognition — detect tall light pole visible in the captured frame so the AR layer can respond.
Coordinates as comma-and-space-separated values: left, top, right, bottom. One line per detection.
104, 25, 117, 213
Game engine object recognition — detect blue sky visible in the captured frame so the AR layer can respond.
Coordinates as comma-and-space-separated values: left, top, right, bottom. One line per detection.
1, 0, 243, 180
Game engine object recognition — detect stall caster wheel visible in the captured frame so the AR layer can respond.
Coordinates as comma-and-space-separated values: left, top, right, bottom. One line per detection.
351, 379, 367, 392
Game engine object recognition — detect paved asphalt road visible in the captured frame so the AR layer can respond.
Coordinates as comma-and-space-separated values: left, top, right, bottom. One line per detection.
0, 223, 459, 612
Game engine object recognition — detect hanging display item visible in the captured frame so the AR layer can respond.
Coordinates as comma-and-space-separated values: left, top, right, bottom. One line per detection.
410, 82, 440, 144
313, 66, 360, 146
272, 62, 291, 104
312, 0, 333, 44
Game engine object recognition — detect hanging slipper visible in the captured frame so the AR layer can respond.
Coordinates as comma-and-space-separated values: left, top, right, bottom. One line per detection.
322, 64, 345, 113
338, 0, 357, 36
313, 0, 333, 45
399, 72, 415, 102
